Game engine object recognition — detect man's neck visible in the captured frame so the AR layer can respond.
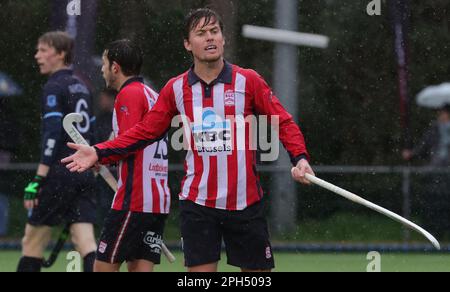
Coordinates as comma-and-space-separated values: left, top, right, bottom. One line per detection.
193, 58, 224, 84
50, 65, 69, 75
116, 75, 138, 91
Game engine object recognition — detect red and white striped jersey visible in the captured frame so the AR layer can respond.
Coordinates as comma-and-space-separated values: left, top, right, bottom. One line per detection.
96, 63, 308, 211
111, 77, 170, 214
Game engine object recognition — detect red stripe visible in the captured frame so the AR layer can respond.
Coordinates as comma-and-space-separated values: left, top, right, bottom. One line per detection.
179, 160, 189, 197
205, 86, 218, 208
110, 211, 132, 263
162, 179, 168, 213
130, 151, 144, 212
225, 78, 238, 210
183, 75, 202, 202
113, 162, 127, 210
152, 179, 161, 213
245, 122, 258, 206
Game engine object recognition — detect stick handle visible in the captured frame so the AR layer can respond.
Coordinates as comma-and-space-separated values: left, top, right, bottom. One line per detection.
63, 114, 177, 261
162, 242, 176, 263
305, 173, 441, 250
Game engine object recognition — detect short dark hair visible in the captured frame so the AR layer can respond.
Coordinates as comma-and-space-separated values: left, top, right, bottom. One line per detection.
38, 31, 74, 65
184, 8, 224, 40
105, 39, 143, 76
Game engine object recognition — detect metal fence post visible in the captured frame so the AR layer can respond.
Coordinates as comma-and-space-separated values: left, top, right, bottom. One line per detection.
402, 167, 411, 242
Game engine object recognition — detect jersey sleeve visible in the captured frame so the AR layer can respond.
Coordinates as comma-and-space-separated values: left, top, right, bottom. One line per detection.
40, 82, 65, 166
250, 70, 310, 166
115, 87, 148, 134
95, 81, 179, 165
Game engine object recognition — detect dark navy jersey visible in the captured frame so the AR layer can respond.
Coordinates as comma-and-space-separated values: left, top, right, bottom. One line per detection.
40, 69, 95, 168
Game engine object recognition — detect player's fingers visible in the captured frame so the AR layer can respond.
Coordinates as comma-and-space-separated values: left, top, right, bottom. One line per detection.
299, 177, 312, 185
34, 199, 39, 207
299, 164, 306, 177
61, 155, 74, 164
26, 200, 35, 210
68, 164, 81, 173
291, 167, 301, 179
67, 142, 80, 150
66, 161, 78, 170
306, 167, 316, 177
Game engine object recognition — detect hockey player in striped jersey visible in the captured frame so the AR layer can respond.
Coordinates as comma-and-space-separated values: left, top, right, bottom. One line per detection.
62, 9, 314, 272
94, 40, 170, 272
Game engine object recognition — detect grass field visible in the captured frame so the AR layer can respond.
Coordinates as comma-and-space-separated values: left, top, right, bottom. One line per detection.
2, 251, 450, 272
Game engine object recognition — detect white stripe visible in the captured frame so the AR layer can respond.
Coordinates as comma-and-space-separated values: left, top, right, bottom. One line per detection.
143, 85, 159, 110
174, 79, 194, 201
142, 146, 154, 213
156, 179, 165, 213
43, 112, 63, 119
235, 73, 248, 210
112, 162, 123, 208
111, 211, 132, 263
163, 181, 171, 213
112, 109, 119, 137
174, 78, 193, 154
192, 83, 209, 205
174, 78, 185, 114
213, 83, 228, 209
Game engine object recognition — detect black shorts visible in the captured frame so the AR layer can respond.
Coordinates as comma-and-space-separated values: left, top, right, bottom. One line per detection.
96, 210, 167, 265
180, 199, 275, 270
28, 171, 96, 227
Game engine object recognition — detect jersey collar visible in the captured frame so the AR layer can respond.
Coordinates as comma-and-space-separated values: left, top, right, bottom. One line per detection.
188, 61, 233, 87
49, 69, 73, 79
120, 76, 144, 92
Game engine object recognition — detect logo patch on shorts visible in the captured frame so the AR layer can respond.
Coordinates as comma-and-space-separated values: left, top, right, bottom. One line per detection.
143, 231, 162, 254
265, 246, 272, 259
98, 241, 108, 254
47, 95, 57, 107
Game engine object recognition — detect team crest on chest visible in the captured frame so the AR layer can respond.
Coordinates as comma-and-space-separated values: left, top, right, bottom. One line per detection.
224, 90, 235, 107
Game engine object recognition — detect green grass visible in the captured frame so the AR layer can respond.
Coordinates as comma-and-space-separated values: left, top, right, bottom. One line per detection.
2, 251, 450, 272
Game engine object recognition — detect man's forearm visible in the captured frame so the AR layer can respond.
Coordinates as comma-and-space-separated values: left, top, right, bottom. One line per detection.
36, 164, 50, 177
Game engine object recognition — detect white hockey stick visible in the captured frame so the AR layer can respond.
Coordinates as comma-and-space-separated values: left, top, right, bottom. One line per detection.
304, 173, 440, 250
63, 113, 176, 262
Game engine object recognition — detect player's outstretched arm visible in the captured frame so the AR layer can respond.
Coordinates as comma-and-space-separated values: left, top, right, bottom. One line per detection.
61, 143, 99, 173
291, 159, 315, 185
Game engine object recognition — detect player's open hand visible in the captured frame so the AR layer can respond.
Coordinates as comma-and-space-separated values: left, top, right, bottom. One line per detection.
61, 143, 99, 173
291, 159, 315, 185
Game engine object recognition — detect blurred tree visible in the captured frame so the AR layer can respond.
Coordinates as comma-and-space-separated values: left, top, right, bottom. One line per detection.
206, 0, 238, 61
1, 0, 450, 166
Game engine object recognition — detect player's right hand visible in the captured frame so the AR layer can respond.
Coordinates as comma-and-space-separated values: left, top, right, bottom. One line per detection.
24, 175, 44, 210
61, 143, 99, 173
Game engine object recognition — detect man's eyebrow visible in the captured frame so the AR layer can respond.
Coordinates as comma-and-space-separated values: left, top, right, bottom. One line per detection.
196, 24, 220, 32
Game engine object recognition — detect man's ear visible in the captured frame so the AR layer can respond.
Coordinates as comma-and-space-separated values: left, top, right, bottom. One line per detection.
57, 51, 67, 64
112, 61, 120, 74
184, 39, 192, 52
